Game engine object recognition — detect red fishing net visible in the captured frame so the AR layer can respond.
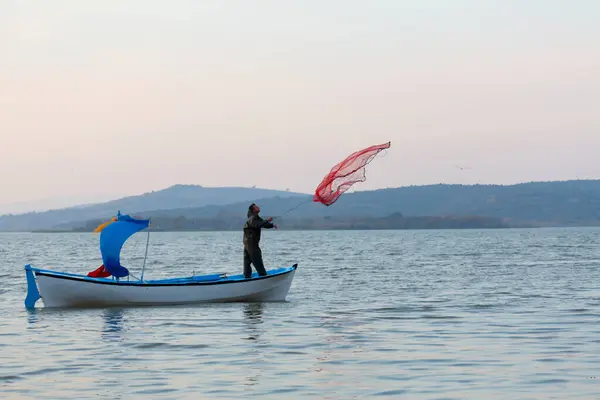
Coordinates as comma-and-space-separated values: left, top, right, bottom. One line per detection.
313, 141, 391, 206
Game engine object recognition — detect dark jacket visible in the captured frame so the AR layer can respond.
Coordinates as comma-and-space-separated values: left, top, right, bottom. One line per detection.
243, 210, 274, 248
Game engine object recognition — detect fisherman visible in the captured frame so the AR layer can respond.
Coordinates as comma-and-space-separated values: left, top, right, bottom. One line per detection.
243, 203, 277, 279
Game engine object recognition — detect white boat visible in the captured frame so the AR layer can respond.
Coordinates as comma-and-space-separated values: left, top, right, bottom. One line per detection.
24, 264, 297, 308
24, 211, 297, 309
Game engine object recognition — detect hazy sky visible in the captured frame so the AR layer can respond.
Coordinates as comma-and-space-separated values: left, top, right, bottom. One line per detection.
1, 0, 599, 212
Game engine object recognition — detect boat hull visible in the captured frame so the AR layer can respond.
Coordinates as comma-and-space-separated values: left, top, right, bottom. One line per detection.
25, 264, 297, 308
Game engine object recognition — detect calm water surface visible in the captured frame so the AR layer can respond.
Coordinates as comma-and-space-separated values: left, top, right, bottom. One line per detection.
1, 229, 599, 399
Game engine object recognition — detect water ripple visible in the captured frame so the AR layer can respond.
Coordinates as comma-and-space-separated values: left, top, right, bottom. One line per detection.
1, 229, 600, 398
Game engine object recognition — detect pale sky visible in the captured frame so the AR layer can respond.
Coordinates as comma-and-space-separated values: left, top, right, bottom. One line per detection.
1, 0, 599, 213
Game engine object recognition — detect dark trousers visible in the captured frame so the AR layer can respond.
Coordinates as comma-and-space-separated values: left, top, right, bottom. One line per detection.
243, 245, 267, 278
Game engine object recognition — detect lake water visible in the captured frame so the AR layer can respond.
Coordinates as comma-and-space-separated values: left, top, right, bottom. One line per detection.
1, 228, 599, 399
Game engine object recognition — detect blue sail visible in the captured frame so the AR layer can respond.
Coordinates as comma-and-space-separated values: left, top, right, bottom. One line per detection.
99, 211, 150, 278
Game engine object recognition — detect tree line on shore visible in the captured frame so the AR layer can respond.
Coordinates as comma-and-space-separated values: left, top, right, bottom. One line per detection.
40, 212, 512, 232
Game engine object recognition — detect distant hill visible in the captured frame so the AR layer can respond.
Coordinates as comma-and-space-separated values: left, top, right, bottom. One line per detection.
0, 185, 306, 231
7, 179, 600, 232
100, 179, 600, 225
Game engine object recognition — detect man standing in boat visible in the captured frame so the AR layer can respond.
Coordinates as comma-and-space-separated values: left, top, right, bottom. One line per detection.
243, 203, 277, 279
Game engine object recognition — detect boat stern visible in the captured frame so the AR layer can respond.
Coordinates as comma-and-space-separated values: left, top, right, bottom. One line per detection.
24, 264, 41, 309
